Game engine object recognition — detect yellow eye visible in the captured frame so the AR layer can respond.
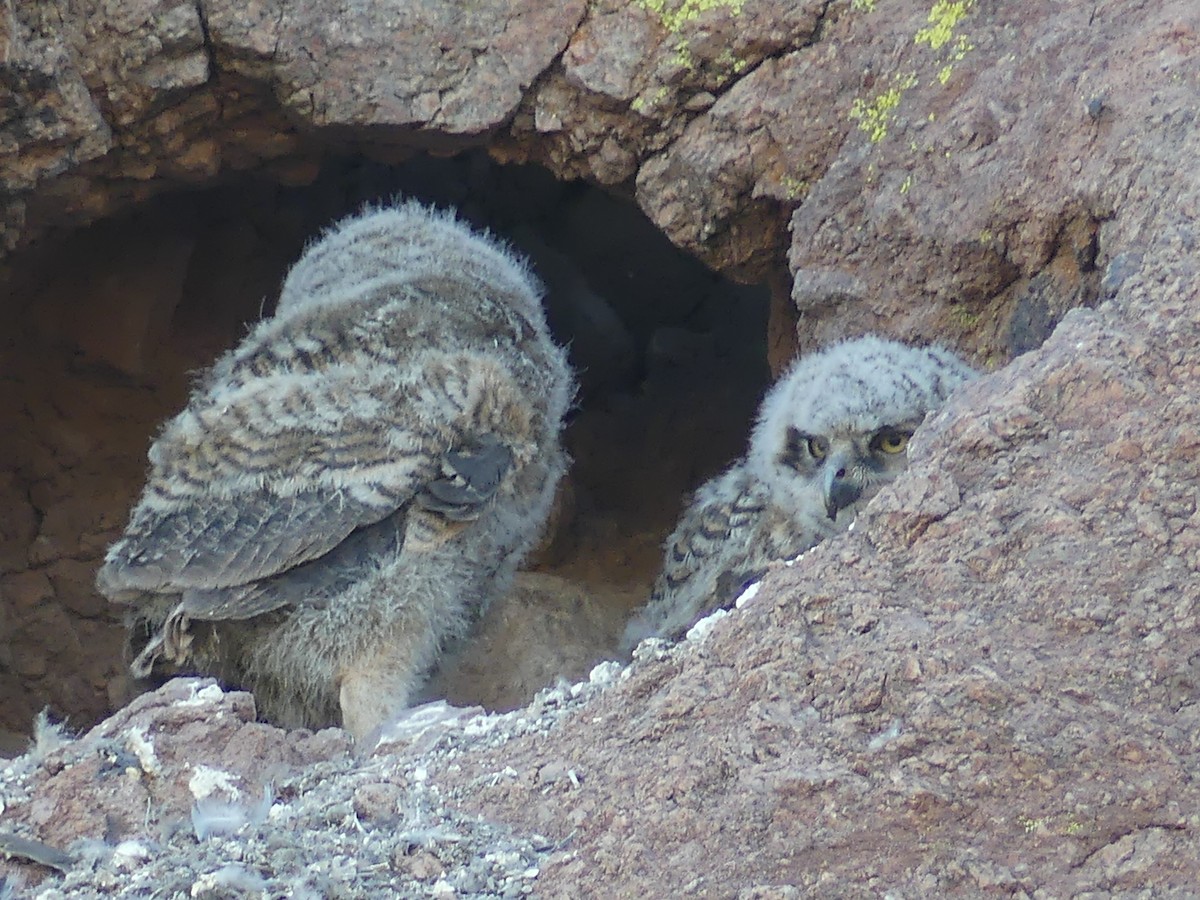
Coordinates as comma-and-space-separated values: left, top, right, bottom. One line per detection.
807, 436, 828, 460
874, 429, 910, 454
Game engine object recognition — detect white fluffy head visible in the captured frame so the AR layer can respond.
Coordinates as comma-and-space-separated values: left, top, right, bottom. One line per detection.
747, 335, 977, 509
275, 200, 544, 321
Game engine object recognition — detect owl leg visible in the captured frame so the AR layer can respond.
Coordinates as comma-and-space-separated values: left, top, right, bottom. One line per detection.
333, 549, 482, 743
129, 632, 165, 678
336, 631, 434, 743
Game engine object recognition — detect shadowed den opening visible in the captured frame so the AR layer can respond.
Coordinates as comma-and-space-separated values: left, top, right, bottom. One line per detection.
0, 150, 772, 746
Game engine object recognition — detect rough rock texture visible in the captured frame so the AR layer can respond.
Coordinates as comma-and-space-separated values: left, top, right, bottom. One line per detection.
440, 224, 1200, 895
430, 33, 1200, 885
3, 0, 1200, 895
206, 0, 587, 135
4, 0, 1135, 359
0, 678, 574, 897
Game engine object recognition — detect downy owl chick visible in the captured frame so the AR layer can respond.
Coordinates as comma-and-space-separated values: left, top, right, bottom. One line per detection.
623, 335, 977, 650
97, 201, 574, 741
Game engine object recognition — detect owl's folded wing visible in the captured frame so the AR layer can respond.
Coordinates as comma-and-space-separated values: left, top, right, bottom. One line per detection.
173, 506, 409, 622
94, 364, 490, 604
657, 482, 763, 602
96, 483, 401, 602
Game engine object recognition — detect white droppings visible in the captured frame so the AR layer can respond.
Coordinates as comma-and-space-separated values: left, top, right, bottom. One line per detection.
587, 660, 622, 686
188, 765, 242, 801
124, 726, 160, 776
111, 840, 152, 870
734, 580, 761, 609
176, 683, 227, 707
686, 608, 730, 643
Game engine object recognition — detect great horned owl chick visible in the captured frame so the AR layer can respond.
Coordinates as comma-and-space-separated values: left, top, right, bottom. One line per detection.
623, 336, 977, 650
97, 202, 573, 741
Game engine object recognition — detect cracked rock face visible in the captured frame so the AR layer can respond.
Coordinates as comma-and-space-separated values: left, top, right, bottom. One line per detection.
434, 222, 1200, 896
2, 0, 1200, 895
4, 0, 1188, 362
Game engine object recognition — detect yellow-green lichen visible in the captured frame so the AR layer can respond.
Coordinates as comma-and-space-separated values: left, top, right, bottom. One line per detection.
1016, 813, 1090, 838
671, 44, 698, 72
915, 0, 975, 85
851, 0, 877, 11
639, 0, 747, 74
639, 0, 746, 35
899, 174, 913, 194
715, 47, 749, 75
778, 174, 809, 201
847, 0, 976, 145
931, 33, 974, 84
948, 304, 980, 330
631, 84, 671, 115
914, 0, 973, 50
1016, 814, 1049, 834
849, 72, 917, 143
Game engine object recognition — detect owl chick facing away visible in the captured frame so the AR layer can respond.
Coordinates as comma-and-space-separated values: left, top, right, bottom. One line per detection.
623, 336, 978, 651
97, 201, 574, 742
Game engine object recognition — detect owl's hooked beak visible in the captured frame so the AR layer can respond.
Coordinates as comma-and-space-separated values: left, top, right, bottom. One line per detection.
823, 450, 864, 521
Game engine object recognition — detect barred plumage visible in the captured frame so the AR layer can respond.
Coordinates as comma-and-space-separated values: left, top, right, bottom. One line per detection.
97, 202, 573, 741
623, 336, 977, 649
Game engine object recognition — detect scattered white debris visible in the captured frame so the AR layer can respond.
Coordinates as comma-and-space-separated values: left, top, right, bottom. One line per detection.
588, 660, 622, 687
111, 840, 152, 870
734, 581, 761, 609
176, 683, 227, 707
868, 719, 903, 751
191, 785, 273, 840
1, 675, 566, 899
374, 700, 484, 751
190, 863, 269, 896
686, 608, 730, 643
124, 726, 160, 776
784, 546, 813, 567
630, 637, 670, 662
487, 766, 519, 788
188, 765, 242, 801
461, 713, 502, 739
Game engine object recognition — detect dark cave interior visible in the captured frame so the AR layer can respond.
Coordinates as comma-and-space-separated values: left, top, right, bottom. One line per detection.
0, 150, 773, 748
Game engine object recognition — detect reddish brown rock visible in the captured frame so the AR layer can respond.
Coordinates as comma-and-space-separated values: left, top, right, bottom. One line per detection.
0, 0, 1199, 895
206, 0, 586, 134
435, 223, 1200, 895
